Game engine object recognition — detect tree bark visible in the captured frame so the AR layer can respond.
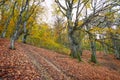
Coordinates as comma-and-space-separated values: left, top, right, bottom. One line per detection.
9, 30, 18, 49
112, 39, 120, 59
9, 0, 29, 49
22, 22, 28, 43
1, 31, 6, 38
100, 35, 107, 55
89, 34, 97, 63
68, 28, 81, 61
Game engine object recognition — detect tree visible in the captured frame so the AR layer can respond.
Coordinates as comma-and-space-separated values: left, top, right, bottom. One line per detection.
53, 16, 65, 43
9, 0, 29, 49
9, 0, 44, 49
21, 0, 43, 43
55, 0, 119, 62
1, 1, 16, 38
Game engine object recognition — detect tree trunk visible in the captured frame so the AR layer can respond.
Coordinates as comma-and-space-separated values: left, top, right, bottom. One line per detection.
110, 33, 120, 59
68, 28, 81, 61
1, 31, 6, 38
100, 35, 107, 55
78, 31, 83, 56
22, 22, 27, 43
103, 44, 108, 55
10, 37, 15, 50
22, 33, 28, 43
86, 25, 97, 63
79, 42, 82, 56
118, 47, 120, 60
9, 0, 28, 49
113, 39, 120, 59
9, 30, 18, 49
89, 35, 97, 63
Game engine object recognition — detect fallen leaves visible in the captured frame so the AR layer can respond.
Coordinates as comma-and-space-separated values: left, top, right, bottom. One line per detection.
0, 38, 120, 80
0, 38, 41, 80
25, 44, 120, 80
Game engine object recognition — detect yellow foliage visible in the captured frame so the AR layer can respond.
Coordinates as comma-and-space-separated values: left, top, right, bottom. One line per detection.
0, 26, 3, 33
82, 0, 91, 8
78, 20, 83, 26
28, 23, 70, 55
90, 27, 103, 33
105, 12, 115, 21
85, 3, 91, 8
73, 0, 78, 3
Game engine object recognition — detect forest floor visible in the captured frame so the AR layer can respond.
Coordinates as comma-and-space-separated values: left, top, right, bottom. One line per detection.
0, 38, 120, 80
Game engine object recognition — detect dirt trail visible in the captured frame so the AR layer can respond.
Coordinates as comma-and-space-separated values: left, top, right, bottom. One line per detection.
22, 48, 53, 80
20, 43, 72, 80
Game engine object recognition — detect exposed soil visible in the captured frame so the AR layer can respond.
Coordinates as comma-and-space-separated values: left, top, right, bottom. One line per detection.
0, 38, 120, 80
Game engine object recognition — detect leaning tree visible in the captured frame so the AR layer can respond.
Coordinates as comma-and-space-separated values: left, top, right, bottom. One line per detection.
9, 0, 44, 49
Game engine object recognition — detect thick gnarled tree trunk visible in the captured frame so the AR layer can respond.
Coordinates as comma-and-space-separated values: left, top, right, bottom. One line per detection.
68, 28, 81, 61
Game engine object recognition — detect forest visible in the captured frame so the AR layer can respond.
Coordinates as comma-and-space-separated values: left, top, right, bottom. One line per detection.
0, 0, 120, 80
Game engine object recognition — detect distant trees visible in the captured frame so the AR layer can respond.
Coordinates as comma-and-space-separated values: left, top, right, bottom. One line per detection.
53, 16, 66, 44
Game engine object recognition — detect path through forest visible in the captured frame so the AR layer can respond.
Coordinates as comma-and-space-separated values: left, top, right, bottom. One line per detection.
20, 43, 72, 80
0, 38, 120, 80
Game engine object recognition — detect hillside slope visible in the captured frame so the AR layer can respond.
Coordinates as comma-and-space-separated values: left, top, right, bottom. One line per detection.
0, 38, 120, 80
